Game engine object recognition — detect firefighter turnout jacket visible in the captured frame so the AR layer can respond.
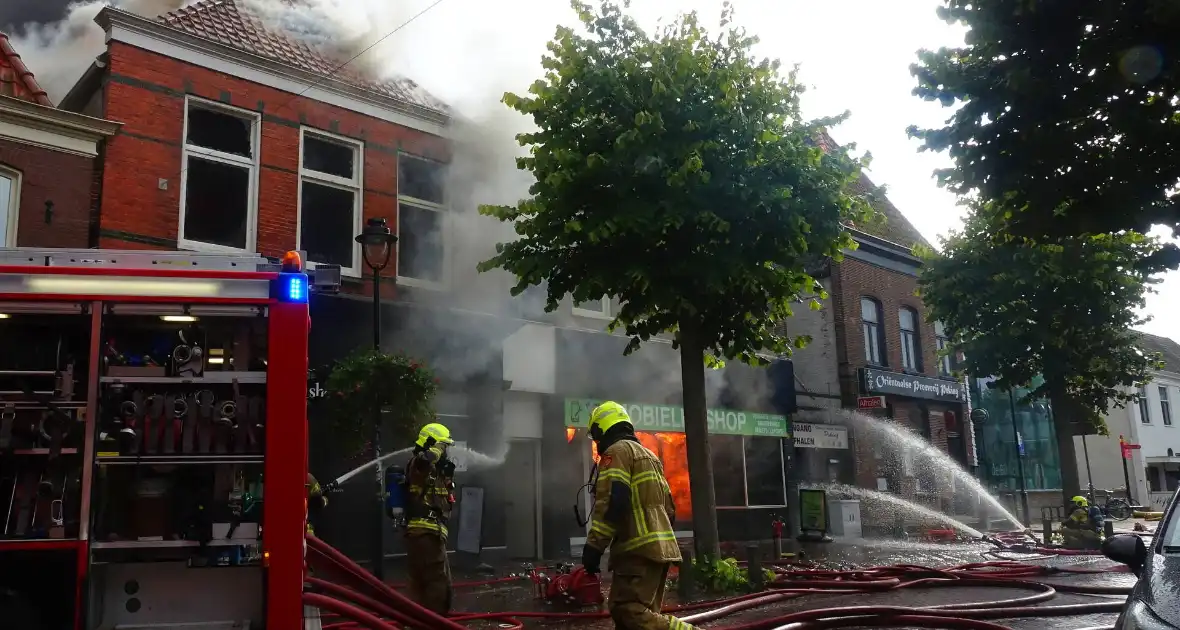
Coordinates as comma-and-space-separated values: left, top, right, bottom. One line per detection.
405, 446, 456, 539
586, 438, 681, 565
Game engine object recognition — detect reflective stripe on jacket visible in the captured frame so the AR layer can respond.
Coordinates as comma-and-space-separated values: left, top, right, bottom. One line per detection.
586, 439, 681, 563
405, 446, 455, 539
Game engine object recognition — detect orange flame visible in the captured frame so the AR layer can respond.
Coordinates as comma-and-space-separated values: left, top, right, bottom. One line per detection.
636, 432, 692, 520
566, 427, 577, 443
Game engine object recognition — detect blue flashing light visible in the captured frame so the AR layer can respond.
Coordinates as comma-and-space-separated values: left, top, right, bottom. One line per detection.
279, 273, 308, 303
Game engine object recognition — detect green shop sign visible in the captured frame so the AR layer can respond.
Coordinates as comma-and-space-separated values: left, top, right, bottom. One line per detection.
563, 398, 790, 438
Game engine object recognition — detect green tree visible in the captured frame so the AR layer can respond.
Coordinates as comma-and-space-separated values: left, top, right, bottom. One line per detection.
918, 206, 1165, 502
908, 0, 1180, 245
477, 0, 874, 558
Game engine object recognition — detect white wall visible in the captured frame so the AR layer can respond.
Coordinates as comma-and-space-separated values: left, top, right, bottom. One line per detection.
1135, 371, 1180, 459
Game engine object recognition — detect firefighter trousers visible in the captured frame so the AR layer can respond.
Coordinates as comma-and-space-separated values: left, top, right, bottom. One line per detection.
608, 555, 697, 630
405, 531, 452, 614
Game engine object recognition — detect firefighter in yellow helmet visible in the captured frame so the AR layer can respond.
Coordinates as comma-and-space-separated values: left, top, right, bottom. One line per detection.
403, 422, 457, 614
583, 401, 697, 630
1061, 495, 1103, 549
306, 473, 328, 535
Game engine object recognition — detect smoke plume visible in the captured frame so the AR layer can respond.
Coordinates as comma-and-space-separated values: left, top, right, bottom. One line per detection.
7, 1, 191, 103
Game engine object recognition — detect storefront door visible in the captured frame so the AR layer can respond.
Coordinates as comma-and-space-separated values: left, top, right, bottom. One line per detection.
504, 439, 539, 559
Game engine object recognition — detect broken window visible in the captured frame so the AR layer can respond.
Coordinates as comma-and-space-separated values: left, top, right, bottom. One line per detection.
299, 131, 362, 273
180, 98, 258, 251
396, 154, 447, 285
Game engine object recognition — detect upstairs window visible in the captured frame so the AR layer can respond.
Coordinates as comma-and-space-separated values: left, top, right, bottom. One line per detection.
1160, 386, 1172, 426
861, 297, 885, 365
397, 154, 447, 287
934, 321, 952, 376
298, 129, 363, 276
180, 97, 259, 252
899, 307, 922, 371
0, 166, 18, 247
1139, 387, 1152, 424
573, 296, 612, 319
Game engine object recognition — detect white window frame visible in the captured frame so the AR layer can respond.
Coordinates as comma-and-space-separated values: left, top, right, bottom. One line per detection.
1139, 387, 1152, 424
1160, 386, 1173, 426
935, 321, 952, 376
0, 165, 19, 247
899, 307, 921, 371
395, 153, 449, 289
296, 127, 364, 278
861, 297, 884, 365
178, 95, 261, 254
572, 296, 612, 320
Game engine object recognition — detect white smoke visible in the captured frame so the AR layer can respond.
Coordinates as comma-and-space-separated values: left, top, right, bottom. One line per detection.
8, 1, 192, 103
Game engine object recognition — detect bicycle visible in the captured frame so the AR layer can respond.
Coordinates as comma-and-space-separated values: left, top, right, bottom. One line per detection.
1090, 488, 1133, 521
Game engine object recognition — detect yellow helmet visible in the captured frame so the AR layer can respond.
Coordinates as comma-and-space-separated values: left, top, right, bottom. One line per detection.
588, 401, 631, 440
416, 422, 455, 449
1071, 495, 1089, 508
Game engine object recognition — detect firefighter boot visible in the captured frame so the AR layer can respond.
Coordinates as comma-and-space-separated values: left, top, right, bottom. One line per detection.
608, 555, 698, 630
405, 531, 452, 615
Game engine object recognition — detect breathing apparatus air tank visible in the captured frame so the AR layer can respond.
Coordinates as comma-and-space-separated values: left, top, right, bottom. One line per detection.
384, 466, 407, 526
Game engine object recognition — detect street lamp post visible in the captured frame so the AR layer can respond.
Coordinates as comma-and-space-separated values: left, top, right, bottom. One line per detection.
1007, 389, 1031, 526
356, 217, 397, 581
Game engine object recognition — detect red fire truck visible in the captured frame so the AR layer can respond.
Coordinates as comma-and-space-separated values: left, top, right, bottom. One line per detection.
0, 248, 337, 630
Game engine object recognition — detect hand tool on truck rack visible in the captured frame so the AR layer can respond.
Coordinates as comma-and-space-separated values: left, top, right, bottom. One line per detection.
233, 379, 250, 454
198, 391, 215, 453
182, 391, 202, 454
122, 390, 144, 454
163, 394, 185, 454
8, 470, 38, 537
215, 393, 236, 455
0, 403, 14, 450
143, 394, 165, 455
247, 395, 264, 452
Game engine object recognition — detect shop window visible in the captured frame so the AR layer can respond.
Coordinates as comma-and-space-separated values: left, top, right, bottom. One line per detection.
1160, 386, 1173, 426
180, 97, 259, 252
712, 435, 746, 507
0, 166, 18, 247
298, 129, 363, 276
1148, 466, 1162, 493
934, 321, 952, 376
860, 297, 886, 365
899, 307, 922, 371
745, 438, 785, 506
397, 154, 448, 287
1139, 387, 1152, 423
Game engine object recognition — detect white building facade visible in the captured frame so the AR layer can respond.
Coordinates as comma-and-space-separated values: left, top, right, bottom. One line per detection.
1074, 333, 1180, 510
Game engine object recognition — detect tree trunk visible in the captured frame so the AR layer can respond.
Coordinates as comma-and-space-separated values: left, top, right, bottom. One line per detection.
679, 319, 721, 560
1048, 386, 1083, 505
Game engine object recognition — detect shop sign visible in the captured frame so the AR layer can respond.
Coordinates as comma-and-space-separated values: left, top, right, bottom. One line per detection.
856, 396, 886, 410
792, 423, 848, 450
861, 368, 965, 403
563, 398, 790, 437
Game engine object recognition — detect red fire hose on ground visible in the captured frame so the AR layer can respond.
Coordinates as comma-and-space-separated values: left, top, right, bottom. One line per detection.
303, 534, 1132, 630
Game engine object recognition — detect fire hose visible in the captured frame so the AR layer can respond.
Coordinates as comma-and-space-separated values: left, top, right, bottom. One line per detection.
303, 533, 1132, 630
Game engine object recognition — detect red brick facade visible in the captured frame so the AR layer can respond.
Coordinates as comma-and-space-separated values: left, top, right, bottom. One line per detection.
830, 243, 974, 512
95, 42, 447, 287
0, 138, 98, 248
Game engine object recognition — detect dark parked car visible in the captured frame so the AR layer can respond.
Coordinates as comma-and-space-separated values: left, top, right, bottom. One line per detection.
1103, 487, 1180, 629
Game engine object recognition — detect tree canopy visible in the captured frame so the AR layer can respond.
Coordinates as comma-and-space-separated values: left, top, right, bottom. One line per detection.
918, 205, 1166, 498
908, 0, 1180, 243
478, 0, 875, 556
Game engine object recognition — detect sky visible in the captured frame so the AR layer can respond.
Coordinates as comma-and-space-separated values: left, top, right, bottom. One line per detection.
2, 0, 1177, 339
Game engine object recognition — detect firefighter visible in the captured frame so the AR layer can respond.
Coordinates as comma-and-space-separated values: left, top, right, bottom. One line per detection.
404, 422, 458, 615
581, 401, 697, 630
306, 473, 328, 536
1061, 495, 1102, 549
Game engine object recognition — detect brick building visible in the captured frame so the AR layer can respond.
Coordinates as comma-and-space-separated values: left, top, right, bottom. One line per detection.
0, 32, 119, 249
827, 171, 973, 514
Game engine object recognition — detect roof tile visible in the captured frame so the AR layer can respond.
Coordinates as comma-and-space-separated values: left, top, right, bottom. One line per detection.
0, 32, 54, 107
157, 0, 447, 115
